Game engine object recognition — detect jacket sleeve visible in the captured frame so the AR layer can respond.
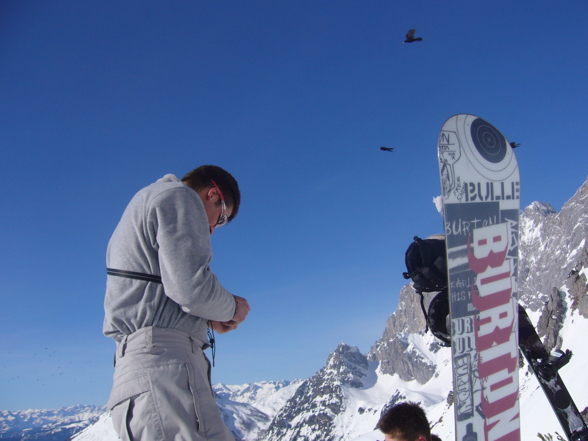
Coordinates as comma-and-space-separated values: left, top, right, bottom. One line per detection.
148, 186, 236, 322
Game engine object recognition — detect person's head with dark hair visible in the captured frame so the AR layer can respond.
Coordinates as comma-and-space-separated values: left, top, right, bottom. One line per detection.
376, 401, 433, 441
182, 165, 241, 221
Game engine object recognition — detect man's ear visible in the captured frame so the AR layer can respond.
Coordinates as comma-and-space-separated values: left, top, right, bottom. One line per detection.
206, 186, 218, 201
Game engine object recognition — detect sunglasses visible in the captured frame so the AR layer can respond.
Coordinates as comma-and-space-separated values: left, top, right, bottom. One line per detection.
210, 180, 228, 228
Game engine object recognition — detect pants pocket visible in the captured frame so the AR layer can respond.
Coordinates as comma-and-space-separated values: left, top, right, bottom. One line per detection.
109, 371, 163, 441
111, 397, 132, 441
149, 362, 201, 438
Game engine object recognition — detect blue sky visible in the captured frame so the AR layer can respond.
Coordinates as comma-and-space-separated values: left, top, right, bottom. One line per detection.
1, 0, 587, 411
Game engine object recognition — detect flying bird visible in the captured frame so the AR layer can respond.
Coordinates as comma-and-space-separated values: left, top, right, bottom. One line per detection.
404, 29, 422, 43
380, 146, 394, 152
510, 142, 521, 149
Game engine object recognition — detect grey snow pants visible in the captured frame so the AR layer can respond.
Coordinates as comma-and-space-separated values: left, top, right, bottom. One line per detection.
107, 327, 235, 441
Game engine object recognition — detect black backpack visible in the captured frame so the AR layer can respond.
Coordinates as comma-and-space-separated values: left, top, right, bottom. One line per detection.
402, 235, 451, 346
402, 235, 447, 293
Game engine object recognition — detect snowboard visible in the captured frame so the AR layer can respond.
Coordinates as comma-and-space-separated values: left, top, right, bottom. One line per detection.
437, 114, 521, 441
518, 306, 588, 441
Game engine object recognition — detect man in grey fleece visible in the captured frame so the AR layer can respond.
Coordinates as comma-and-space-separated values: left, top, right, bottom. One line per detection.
104, 165, 250, 441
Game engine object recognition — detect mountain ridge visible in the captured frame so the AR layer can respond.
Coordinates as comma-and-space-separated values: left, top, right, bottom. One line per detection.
0, 405, 105, 441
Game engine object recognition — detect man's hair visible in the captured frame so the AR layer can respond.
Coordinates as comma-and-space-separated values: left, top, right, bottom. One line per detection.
182, 165, 241, 221
376, 401, 431, 441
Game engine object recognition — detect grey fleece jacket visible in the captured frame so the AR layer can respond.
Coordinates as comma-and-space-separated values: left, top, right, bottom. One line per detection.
103, 174, 236, 344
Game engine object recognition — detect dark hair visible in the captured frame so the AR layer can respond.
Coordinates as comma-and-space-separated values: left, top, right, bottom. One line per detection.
182, 165, 241, 221
376, 401, 431, 441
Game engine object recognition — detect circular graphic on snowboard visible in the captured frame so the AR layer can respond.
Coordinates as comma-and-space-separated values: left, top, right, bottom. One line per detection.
456, 114, 518, 181
470, 117, 507, 164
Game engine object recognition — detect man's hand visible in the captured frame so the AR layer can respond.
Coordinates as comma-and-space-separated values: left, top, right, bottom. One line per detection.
232, 295, 250, 324
208, 296, 250, 335
209, 320, 239, 334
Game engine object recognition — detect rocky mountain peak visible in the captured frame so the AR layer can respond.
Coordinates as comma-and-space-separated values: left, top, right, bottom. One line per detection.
367, 284, 437, 384
258, 344, 369, 441
566, 243, 588, 318
519, 179, 588, 311
522, 201, 557, 219
323, 343, 368, 389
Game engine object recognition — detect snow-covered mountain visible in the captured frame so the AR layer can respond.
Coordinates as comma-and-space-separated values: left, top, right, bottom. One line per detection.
215, 380, 304, 440
0, 404, 105, 440
66, 381, 302, 441
7, 179, 588, 441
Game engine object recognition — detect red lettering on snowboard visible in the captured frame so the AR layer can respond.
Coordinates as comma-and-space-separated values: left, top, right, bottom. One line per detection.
468, 223, 519, 441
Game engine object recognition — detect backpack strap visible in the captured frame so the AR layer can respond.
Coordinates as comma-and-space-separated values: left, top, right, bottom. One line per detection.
106, 268, 162, 284
417, 290, 429, 333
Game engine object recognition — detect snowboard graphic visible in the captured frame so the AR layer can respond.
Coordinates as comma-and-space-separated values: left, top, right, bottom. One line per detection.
437, 114, 521, 441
